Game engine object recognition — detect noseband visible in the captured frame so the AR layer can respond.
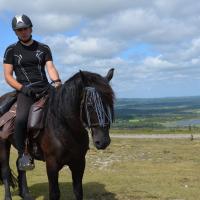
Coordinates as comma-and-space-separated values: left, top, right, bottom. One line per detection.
80, 87, 112, 128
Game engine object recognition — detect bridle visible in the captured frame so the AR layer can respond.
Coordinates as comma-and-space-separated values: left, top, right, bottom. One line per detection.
80, 87, 113, 129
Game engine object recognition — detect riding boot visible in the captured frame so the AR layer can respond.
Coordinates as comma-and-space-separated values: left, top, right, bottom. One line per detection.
18, 153, 35, 171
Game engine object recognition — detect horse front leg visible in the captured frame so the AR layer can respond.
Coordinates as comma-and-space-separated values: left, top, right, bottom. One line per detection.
17, 160, 34, 200
0, 139, 12, 200
69, 158, 86, 200
46, 157, 60, 200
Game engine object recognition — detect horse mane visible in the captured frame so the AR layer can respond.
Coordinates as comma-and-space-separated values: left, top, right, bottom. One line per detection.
47, 71, 115, 127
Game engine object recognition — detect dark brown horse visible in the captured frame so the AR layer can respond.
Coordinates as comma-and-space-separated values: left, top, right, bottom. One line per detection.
0, 68, 115, 200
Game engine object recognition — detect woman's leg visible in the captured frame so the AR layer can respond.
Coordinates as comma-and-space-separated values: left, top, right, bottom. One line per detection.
14, 93, 35, 170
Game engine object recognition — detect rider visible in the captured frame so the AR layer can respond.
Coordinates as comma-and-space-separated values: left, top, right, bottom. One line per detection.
3, 14, 62, 171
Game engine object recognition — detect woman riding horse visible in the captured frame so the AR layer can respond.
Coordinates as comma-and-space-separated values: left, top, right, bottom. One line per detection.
3, 14, 61, 171
0, 68, 115, 200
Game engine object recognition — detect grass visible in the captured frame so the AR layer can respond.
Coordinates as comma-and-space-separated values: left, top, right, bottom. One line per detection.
1, 138, 200, 200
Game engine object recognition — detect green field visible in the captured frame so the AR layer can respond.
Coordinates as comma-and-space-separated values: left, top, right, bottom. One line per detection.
114, 96, 200, 132
1, 138, 200, 200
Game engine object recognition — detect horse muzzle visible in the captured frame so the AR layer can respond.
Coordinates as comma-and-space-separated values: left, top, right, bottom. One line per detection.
91, 127, 111, 150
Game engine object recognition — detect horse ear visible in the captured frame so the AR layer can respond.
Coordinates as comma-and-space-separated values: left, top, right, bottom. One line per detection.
105, 68, 114, 82
79, 70, 87, 86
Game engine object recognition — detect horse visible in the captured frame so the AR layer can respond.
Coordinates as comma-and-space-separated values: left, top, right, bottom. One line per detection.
0, 68, 115, 200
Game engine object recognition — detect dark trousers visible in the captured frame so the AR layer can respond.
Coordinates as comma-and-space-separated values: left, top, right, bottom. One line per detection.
14, 93, 35, 155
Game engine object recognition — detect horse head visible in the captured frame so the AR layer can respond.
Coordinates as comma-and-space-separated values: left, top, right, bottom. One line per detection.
80, 68, 115, 149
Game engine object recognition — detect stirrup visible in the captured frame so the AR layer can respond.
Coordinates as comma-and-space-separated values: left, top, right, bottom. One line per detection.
18, 153, 35, 171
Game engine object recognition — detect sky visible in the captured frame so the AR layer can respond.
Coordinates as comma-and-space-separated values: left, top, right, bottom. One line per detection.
1, 0, 200, 98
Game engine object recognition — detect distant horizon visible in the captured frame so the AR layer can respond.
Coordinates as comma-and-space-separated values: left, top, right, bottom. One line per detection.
0, 85, 200, 100
116, 95, 200, 99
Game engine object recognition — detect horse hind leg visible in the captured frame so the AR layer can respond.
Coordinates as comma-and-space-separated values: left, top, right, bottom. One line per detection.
0, 162, 12, 200
0, 139, 17, 200
0, 139, 34, 200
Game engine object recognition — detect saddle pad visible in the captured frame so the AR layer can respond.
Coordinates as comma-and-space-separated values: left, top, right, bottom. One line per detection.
0, 103, 16, 139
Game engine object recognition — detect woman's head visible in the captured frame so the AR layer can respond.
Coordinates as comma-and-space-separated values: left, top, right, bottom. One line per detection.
12, 14, 33, 43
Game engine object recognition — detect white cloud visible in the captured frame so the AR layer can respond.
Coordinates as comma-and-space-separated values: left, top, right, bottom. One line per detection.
1, 0, 200, 97
33, 14, 81, 34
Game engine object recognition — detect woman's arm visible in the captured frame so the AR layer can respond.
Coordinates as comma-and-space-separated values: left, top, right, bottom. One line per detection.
45, 61, 62, 88
3, 63, 23, 90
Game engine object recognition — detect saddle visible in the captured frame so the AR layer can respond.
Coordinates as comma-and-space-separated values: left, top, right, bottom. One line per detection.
0, 91, 17, 117
0, 103, 16, 139
0, 94, 48, 140
27, 95, 48, 132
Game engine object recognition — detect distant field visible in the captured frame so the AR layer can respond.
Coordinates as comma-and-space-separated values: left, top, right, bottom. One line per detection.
114, 97, 200, 130
1, 138, 200, 200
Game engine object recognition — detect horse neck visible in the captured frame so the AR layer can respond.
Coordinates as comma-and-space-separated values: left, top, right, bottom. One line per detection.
49, 83, 84, 130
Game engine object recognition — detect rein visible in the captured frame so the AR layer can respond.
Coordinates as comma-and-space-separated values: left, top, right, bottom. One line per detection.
80, 87, 112, 128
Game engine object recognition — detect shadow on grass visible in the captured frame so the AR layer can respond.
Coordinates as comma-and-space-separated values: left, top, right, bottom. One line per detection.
12, 182, 117, 200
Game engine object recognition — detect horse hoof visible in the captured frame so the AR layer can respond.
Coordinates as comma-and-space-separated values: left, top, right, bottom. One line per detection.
23, 193, 35, 200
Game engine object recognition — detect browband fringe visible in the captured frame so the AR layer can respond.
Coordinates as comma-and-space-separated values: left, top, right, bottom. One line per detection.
84, 87, 112, 127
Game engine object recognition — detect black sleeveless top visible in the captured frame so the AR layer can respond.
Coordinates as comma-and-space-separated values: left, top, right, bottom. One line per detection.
3, 40, 52, 86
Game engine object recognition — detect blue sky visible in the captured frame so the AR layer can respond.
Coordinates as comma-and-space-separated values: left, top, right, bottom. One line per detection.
1, 0, 200, 98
